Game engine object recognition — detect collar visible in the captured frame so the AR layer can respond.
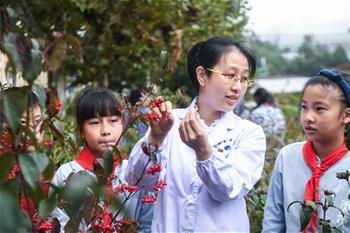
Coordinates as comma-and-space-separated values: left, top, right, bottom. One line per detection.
75, 146, 98, 172
75, 146, 121, 174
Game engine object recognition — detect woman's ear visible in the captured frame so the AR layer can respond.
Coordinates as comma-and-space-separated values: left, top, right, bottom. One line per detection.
196, 66, 207, 87
343, 108, 350, 124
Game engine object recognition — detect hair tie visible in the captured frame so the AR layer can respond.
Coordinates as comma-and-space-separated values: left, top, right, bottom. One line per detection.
319, 69, 350, 106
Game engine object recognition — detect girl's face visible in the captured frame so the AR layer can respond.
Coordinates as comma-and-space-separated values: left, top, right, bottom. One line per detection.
300, 85, 350, 145
198, 50, 250, 114
21, 105, 44, 151
82, 115, 123, 157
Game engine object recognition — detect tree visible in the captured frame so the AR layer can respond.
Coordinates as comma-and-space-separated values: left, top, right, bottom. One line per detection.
1, 0, 250, 95
285, 35, 349, 76
247, 34, 288, 76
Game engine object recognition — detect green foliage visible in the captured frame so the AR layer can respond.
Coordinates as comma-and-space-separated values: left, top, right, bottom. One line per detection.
1, 0, 249, 94
38, 196, 57, 218
19, 152, 49, 190
248, 35, 289, 76
249, 35, 349, 77
2, 87, 28, 133
286, 35, 349, 76
0, 187, 31, 233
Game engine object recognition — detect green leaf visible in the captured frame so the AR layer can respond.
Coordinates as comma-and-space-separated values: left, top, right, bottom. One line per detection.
103, 149, 114, 177
42, 159, 55, 182
18, 153, 49, 189
19, 124, 39, 149
64, 171, 97, 214
325, 195, 334, 206
336, 170, 350, 180
3, 33, 23, 71
305, 200, 317, 210
32, 83, 47, 112
45, 40, 66, 71
300, 205, 313, 231
330, 227, 342, 233
22, 48, 43, 83
0, 188, 31, 233
38, 197, 57, 217
65, 35, 83, 59
0, 152, 16, 183
2, 87, 29, 133
5, 7, 17, 19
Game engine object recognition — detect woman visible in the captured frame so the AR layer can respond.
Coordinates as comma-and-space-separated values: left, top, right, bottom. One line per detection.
126, 37, 266, 232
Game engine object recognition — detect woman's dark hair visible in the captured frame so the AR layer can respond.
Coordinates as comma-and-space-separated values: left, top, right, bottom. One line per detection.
187, 37, 256, 94
301, 70, 350, 108
75, 87, 121, 132
253, 87, 275, 107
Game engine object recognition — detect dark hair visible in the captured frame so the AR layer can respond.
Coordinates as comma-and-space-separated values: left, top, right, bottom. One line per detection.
75, 87, 121, 132
129, 89, 142, 105
253, 87, 275, 107
302, 70, 350, 108
187, 37, 256, 94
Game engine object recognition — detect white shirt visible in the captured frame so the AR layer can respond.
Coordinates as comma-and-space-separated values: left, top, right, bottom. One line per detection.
126, 99, 266, 232
51, 147, 153, 232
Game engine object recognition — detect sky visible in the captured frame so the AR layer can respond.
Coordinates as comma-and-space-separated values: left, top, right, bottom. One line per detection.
246, 0, 350, 47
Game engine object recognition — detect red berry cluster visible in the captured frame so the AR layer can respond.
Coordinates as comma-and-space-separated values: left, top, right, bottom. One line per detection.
92, 207, 114, 233
112, 183, 139, 194
143, 112, 161, 121
147, 163, 162, 175
154, 180, 167, 192
6, 164, 20, 180
141, 194, 157, 203
1, 129, 13, 150
150, 98, 165, 108
54, 101, 62, 112
32, 213, 53, 232
43, 140, 54, 148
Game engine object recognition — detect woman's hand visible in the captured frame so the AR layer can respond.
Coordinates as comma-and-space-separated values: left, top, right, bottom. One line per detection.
179, 110, 212, 160
148, 97, 174, 146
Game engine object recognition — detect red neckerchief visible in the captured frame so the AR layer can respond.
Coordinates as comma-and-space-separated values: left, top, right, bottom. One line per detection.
75, 146, 120, 173
302, 140, 348, 233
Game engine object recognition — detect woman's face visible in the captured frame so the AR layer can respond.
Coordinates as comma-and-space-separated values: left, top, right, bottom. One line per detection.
199, 50, 250, 114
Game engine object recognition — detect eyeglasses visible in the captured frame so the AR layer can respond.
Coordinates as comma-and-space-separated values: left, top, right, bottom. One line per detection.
206, 68, 255, 87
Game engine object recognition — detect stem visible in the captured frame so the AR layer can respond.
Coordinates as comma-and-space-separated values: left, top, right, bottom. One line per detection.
107, 77, 162, 231
114, 87, 156, 148
108, 159, 151, 228
19, 171, 35, 232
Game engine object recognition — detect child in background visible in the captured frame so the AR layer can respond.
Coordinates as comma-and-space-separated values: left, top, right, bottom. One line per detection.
21, 91, 45, 152
250, 87, 286, 145
262, 69, 350, 232
51, 87, 152, 232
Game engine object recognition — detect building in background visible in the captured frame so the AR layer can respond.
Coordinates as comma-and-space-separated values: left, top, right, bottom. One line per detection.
0, 52, 47, 87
